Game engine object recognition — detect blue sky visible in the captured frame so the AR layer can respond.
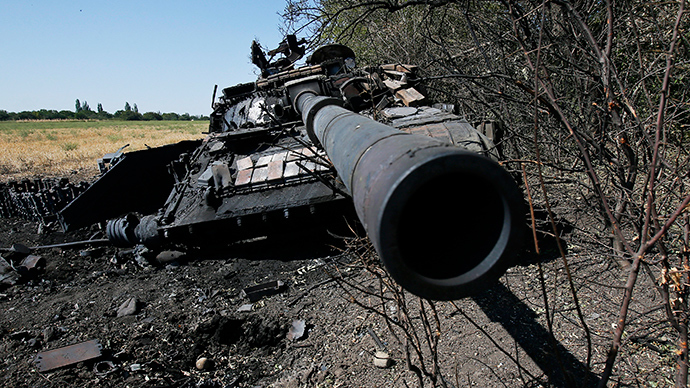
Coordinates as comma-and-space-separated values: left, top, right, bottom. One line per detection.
0, 1, 290, 115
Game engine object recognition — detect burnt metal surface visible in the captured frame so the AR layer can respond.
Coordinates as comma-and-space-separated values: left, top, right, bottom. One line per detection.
34, 339, 103, 372
294, 92, 524, 300
59, 140, 201, 231
242, 280, 286, 302
0, 178, 89, 223
55, 35, 523, 300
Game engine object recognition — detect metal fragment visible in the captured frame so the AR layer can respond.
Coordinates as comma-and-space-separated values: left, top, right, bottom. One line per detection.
93, 360, 116, 376
18, 255, 45, 272
241, 280, 285, 302
34, 339, 103, 372
0, 257, 19, 286
367, 327, 386, 350
29, 239, 110, 251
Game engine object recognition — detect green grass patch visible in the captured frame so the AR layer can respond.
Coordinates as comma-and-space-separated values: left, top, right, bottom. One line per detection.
106, 134, 124, 142
60, 142, 79, 151
16, 128, 33, 138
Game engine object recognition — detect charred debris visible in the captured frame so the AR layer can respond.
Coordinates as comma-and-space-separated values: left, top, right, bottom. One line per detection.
5, 36, 523, 301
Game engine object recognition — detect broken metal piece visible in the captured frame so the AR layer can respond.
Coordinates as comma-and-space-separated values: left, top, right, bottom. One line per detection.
212, 163, 233, 190
0, 256, 19, 286
241, 280, 285, 302
0, 178, 90, 222
155, 250, 186, 264
395, 87, 425, 107
34, 339, 103, 372
17, 255, 45, 273
0, 244, 31, 266
93, 360, 116, 376
0, 256, 13, 274
58, 140, 202, 231
8, 243, 30, 255
79, 248, 103, 257
367, 327, 386, 351
29, 239, 111, 251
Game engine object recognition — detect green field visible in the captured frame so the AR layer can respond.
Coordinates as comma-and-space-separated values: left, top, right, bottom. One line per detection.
0, 120, 208, 182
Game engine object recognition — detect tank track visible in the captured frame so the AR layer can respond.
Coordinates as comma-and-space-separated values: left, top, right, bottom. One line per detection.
0, 178, 90, 223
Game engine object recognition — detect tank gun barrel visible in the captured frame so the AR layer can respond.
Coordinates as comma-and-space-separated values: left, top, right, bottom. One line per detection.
294, 91, 524, 300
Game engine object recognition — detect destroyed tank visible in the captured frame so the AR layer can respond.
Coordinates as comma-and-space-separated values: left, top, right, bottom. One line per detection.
59, 36, 524, 300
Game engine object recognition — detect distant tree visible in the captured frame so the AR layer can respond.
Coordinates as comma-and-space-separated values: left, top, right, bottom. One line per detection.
36, 109, 59, 120
16, 111, 34, 120
114, 109, 142, 121
75, 99, 81, 113
161, 112, 179, 121
142, 111, 162, 121
58, 110, 74, 119
124, 102, 131, 112
0, 105, 206, 122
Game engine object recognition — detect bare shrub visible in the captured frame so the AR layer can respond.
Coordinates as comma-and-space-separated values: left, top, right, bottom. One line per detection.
283, 0, 690, 386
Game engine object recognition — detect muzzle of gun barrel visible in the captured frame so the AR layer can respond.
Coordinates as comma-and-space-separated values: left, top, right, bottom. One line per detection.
295, 92, 524, 300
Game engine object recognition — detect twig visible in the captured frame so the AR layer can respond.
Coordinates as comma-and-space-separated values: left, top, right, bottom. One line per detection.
598, 2, 687, 385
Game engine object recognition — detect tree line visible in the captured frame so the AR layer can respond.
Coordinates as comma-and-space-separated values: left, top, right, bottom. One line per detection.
0, 99, 208, 121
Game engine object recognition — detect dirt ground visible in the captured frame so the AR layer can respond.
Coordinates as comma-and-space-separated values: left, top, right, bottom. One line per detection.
0, 188, 677, 387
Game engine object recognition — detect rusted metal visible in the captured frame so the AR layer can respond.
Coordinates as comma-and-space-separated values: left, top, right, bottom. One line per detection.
241, 280, 285, 302
34, 339, 103, 372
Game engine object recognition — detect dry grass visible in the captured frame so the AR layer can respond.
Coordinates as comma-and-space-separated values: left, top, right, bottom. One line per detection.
0, 120, 207, 182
